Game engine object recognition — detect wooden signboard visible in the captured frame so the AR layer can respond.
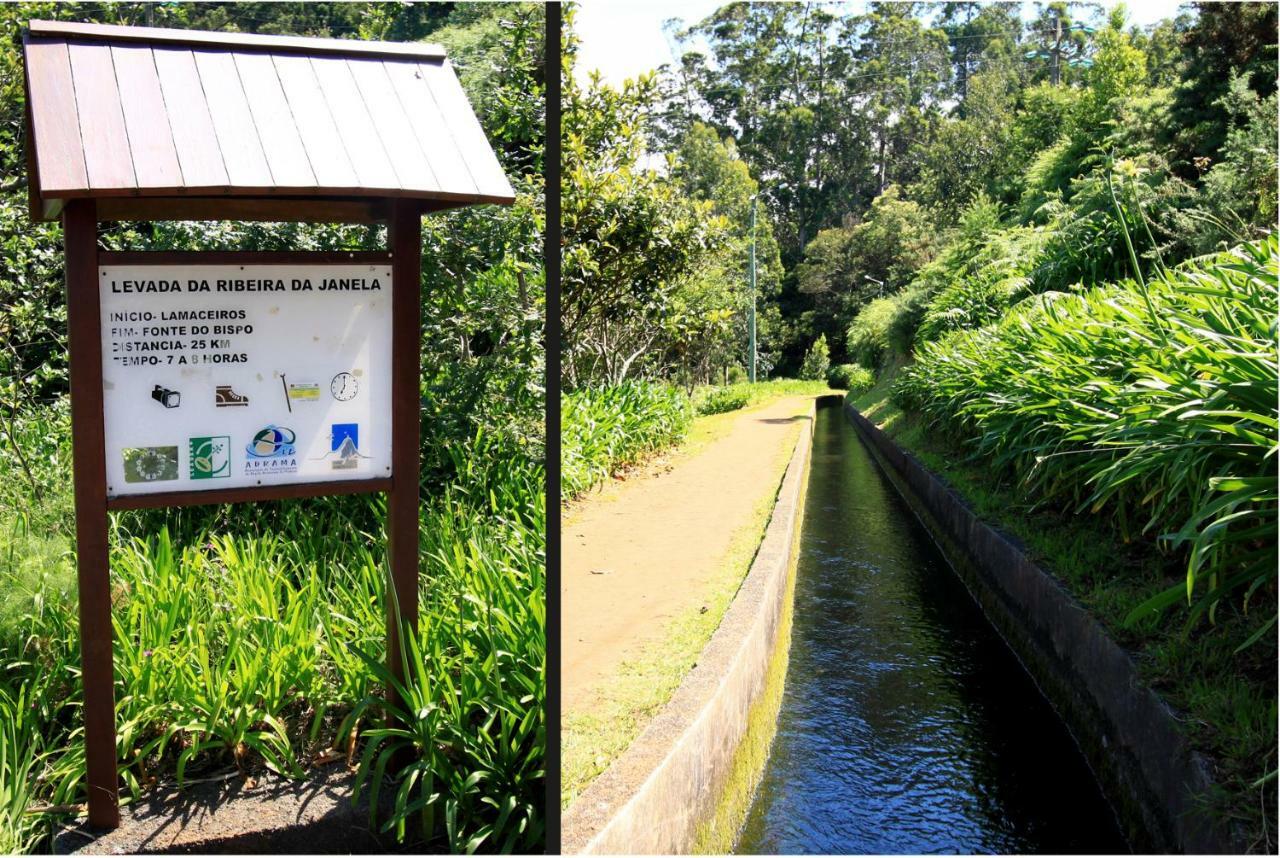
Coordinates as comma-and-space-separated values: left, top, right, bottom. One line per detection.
99, 260, 394, 498
23, 20, 515, 829
66, 219, 420, 830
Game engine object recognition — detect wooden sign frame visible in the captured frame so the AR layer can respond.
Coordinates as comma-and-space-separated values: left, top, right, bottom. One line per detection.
64, 199, 424, 829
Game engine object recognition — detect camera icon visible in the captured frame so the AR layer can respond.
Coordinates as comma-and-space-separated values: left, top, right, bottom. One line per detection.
150, 385, 181, 409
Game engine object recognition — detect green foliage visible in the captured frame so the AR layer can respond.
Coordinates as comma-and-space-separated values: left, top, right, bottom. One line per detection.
646, 3, 1280, 381
668, 4, 946, 263
561, 383, 694, 498
1009, 83, 1082, 177
895, 235, 1278, 639
342, 488, 545, 853
0, 4, 545, 852
667, 124, 784, 385
844, 284, 931, 369
825, 364, 873, 394
911, 198, 1045, 343
696, 386, 752, 416
1170, 1, 1278, 166
793, 187, 937, 361
797, 335, 830, 381
1074, 13, 1148, 132
1, 469, 545, 851
845, 297, 901, 369
1172, 76, 1280, 254
1030, 153, 1186, 293
561, 66, 731, 386
0, 682, 41, 854
1018, 135, 1088, 222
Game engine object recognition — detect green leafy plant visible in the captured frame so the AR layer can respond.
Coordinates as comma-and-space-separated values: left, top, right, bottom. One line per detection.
561, 382, 693, 498
895, 234, 1278, 640
825, 364, 874, 394
697, 386, 752, 415
0, 682, 42, 854
798, 335, 831, 381
342, 491, 544, 853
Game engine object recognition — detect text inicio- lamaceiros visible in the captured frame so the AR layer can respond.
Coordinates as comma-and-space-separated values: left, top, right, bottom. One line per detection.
108, 310, 248, 322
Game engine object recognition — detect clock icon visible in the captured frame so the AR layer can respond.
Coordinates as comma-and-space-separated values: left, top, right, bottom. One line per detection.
330, 372, 359, 402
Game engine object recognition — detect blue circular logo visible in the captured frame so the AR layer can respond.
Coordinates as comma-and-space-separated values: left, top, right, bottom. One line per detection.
246, 425, 296, 458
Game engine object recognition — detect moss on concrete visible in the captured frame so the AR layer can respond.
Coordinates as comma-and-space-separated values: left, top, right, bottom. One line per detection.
691, 422, 810, 855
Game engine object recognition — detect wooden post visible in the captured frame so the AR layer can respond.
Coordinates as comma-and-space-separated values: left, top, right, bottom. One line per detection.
386, 199, 422, 712
64, 199, 120, 829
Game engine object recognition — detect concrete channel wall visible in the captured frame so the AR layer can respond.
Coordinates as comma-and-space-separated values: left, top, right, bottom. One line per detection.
845, 404, 1238, 855
561, 400, 815, 855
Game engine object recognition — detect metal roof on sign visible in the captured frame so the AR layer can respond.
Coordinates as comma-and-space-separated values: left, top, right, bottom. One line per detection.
22, 20, 516, 222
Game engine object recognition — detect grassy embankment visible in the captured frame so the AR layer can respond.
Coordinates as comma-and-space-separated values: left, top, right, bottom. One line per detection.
559, 379, 825, 806
848, 238, 1276, 850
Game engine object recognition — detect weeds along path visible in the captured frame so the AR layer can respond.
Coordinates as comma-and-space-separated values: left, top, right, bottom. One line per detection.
561, 393, 816, 802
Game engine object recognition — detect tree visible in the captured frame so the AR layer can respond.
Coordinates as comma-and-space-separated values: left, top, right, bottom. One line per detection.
669, 124, 784, 383
1026, 2, 1098, 86
1169, 1, 1279, 170
672, 3, 878, 263
792, 186, 935, 361
838, 4, 951, 196
798, 334, 830, 380
1075, 6, 1147, 132
911, 64, 1022, 216
562, 33, 731, 385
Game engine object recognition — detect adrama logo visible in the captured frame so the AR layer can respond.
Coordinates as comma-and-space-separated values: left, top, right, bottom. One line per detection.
244, 425, 298, 475
246, 425, 296, 459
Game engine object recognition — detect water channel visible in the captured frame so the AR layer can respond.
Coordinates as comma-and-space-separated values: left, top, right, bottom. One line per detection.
736, 399, 1128, 854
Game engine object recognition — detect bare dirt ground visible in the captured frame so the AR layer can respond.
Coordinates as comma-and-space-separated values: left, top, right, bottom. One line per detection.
561, 395, 814, 715
53, 768, 400, 854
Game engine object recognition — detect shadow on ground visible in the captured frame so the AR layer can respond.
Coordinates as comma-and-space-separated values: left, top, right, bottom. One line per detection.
755, 415, 814, 426
53, 767, 411, 854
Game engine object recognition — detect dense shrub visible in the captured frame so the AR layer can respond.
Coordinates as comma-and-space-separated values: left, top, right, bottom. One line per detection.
914, 225, 1045, 343
895, 235, 1278, 638
825, 364, 874, 394
697, 386, 752, 415
0, 453, 546, 852
845, 297, 899, 367
798, 335, 831, 380
561, 382, 693, 498
845, 285, 931, 367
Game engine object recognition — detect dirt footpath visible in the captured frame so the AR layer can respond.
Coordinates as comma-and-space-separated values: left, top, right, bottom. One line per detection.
562, 395, 814, 714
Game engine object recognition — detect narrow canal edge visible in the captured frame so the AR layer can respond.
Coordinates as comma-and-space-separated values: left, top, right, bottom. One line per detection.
844, 402, 1240, 854
561, 400, 815, 855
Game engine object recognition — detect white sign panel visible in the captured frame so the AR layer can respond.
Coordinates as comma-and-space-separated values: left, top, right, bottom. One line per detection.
100, 264, 393, 498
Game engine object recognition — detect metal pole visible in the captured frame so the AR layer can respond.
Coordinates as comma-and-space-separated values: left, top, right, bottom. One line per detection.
748, 197, 757, 384
1051, 14, 1062, 85
65, 199, 120, 830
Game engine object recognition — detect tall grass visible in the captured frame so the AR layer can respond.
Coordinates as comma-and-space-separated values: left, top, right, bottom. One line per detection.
895, 234, 1277, 638
0, 682, 41, 854
0, 402, 545, 852
561, 381, 693, 498
344, 489, 545, 852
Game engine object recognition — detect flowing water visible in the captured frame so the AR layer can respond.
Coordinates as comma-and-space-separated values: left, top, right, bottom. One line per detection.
736, 399, 1128, 854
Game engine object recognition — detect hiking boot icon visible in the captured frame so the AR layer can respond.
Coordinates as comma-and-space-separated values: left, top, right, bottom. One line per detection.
215, 385, 249, 407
